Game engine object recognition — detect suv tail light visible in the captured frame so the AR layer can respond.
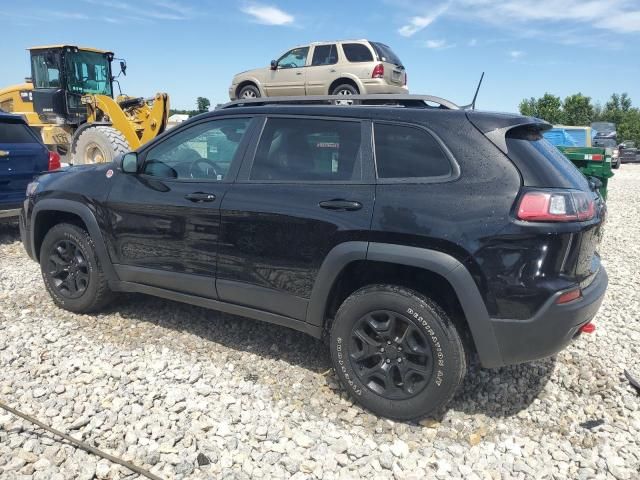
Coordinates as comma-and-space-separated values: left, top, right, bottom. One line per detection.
372, 64, 384, 79
516, 190, 596, 222
48, 151, 61, 171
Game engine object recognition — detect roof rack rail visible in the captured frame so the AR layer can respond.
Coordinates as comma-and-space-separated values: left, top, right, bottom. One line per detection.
217, 94, 460, 110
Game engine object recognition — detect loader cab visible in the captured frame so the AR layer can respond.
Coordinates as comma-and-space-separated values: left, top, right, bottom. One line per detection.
29, 45, 114, 125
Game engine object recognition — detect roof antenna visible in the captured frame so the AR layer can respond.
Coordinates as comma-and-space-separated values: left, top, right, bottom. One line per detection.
469, 72, 485, 110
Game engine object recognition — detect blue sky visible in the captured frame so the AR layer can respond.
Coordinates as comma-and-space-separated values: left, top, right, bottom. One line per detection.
2, 0, 640, 112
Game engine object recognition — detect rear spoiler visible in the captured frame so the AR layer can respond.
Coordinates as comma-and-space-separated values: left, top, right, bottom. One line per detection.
466, 111, 551, 154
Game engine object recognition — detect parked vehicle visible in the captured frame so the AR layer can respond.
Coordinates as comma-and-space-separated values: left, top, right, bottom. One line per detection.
619, 141, 638, 163
229, 40, 408, 100
20, 95, 607, 420
0, 111, 59, 221
544, 125, 615, 199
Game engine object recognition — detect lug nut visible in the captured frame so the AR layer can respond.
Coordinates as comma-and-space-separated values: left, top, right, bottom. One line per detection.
398, 346, 403, 351
386, 358, 391, 364
398, 358, 403, 363
380, 347, 385, 353
387, 340, 392, 345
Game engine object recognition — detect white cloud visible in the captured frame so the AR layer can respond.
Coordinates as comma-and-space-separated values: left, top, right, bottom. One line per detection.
398, 3, 450, 37
468, 38, 477, 46
509, 50, 524, 59
424, 39, 456, 49
242, 4, 294, 25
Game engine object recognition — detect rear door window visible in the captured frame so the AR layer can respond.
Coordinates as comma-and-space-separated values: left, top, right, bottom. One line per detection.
342, 43, 374, 62
0, 121, 39, 143
250, 118, 363, 181
311, 44, 338, 66
374, 123, 452, 179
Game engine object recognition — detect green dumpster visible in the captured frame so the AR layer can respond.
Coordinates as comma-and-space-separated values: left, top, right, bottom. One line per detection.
557, 146, 614, 200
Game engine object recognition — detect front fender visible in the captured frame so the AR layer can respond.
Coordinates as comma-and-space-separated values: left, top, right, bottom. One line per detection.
31, 198, 118, 282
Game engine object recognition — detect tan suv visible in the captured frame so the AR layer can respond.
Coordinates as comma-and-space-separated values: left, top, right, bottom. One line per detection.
228, 40, 408, 100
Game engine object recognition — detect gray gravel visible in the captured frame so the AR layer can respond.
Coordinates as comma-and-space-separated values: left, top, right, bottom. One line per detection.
1, 166, 639, 480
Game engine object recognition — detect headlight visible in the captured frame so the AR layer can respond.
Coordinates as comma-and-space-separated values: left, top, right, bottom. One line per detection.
26, 181, 39, 196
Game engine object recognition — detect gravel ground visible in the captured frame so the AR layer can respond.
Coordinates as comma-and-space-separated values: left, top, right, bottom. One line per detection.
1, 167, 639, 480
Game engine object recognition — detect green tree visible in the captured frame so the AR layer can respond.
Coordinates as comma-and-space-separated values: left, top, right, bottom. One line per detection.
536, 93, 564, 124
618, 109, 640, 145
197, 97, 211, 113
602, 93, 633, 125
519, 97, 537, 117
562, 93, 594, 126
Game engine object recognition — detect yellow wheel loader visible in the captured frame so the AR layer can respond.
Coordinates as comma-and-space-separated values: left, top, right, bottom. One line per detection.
0, 45, 169, 164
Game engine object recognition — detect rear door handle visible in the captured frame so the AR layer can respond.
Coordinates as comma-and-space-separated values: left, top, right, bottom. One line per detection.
319, 199, 363, 211
185, 192, 216, 202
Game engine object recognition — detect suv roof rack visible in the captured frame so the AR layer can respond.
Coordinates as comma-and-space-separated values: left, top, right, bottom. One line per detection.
217, 94, 461, 111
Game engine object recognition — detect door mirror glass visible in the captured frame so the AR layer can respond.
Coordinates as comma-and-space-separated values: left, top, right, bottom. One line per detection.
121, 152, 138, 173
270, 59, 277, 70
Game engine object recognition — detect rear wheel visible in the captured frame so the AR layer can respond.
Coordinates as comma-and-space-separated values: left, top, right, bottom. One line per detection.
73, 126, 130, 165
40, 223, 113, 313
238, 84, 261, 99
329, 285, 466, 420
331, 83, 358, 105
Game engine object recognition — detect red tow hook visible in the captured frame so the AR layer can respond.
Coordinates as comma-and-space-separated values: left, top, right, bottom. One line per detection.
580, 323, 596, 334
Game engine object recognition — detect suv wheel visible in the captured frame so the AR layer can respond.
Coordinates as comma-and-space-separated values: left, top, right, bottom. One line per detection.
238, 84, 261, 99
40, 223, 113, 313
330, 285, 466, 420
331, 84, 358, 105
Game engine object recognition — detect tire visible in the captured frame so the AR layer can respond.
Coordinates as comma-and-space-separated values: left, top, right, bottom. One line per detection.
330, 285, 466, 420
40, 223, 113, 313
238, 84, 261, 99
613, 159, 620, 169
331, 83, 359, 96
72, 126, 129, 165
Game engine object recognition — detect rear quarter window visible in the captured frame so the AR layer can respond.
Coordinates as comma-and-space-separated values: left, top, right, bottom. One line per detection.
0, 121, 39, 143
506, 127, 590, 190
374, 123, 453, 180
342, 43, 374, 62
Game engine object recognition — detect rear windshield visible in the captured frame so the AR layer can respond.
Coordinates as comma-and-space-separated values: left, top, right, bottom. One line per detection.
593, 138, 617, 148
506, 127, 589, 190
0, 121, 38, 144
370, 42, 403, 67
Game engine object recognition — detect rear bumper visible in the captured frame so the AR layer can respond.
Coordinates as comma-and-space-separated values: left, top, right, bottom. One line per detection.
490, 266, 608, 365
360, 81, 408, 95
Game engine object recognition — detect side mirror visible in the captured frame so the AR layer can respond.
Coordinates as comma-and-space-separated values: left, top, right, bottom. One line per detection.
121, 152, 138, 173
120, 60, 127, 76
270, 60, 277, 70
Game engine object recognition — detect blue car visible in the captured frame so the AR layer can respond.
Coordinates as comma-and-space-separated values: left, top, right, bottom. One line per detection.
0, 111, 59, 221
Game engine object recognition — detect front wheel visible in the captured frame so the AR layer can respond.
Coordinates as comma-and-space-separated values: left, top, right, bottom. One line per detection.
329, 285, 466, 420
40, 223, 113, 313
72, 126, 130, 165
238, 84, 261, 99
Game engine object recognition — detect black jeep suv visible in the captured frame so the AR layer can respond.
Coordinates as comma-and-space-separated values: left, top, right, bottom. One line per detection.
20, 95, 607, 420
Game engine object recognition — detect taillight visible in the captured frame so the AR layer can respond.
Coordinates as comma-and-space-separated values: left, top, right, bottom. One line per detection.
584, 154, 603, 161
48, 151, 61, 171
516, 190, 596, 222
372, 63, 384, 78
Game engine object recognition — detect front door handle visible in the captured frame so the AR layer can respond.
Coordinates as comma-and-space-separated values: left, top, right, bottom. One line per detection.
296, 72, 302, 76
185, 192, 216, 202
319, 199, 363, 211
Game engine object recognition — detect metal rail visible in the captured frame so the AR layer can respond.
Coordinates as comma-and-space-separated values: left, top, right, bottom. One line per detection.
218, 94, 460, 110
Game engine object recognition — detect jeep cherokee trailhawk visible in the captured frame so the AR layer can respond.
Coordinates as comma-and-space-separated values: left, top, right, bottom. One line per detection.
20, 95, 608, 420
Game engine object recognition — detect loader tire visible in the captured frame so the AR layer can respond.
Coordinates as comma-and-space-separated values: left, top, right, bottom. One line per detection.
73, 126, 130, 165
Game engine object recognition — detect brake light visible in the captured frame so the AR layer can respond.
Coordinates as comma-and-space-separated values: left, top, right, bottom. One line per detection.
48, 151, 61, 171
516, 190, 596, 222
372, 64, 384, 79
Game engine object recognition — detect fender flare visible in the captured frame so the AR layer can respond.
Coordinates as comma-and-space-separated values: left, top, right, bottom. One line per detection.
31, 199, 119, 282
307, 241, 503, 368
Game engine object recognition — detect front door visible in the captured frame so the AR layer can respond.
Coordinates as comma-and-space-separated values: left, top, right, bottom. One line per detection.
217, 116, 375, 321
104, 116, 256, 299
264, 47, 309, 96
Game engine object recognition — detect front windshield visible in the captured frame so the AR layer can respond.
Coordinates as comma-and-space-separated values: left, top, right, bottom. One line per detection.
65, 51, 112, 96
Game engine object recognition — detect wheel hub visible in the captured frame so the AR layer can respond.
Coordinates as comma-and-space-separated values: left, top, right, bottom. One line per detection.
47, 240, 90, 299
348, 310, 433, 400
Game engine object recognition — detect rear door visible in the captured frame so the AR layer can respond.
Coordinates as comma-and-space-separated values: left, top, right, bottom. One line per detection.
306, 44, 340, 95
217, 115, 375, 321
0, 117, 48, 208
